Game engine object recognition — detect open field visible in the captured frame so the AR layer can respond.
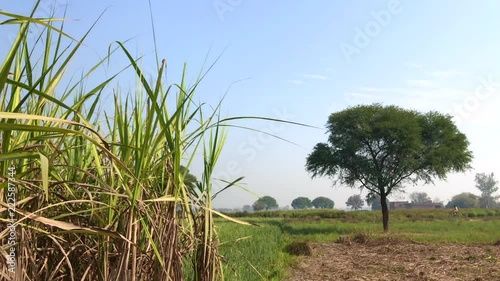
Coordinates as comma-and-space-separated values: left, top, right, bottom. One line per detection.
217, 209, 500, 280
286, 239, 500, 281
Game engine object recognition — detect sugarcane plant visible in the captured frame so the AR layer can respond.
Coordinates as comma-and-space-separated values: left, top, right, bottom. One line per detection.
0, 2, 259, 280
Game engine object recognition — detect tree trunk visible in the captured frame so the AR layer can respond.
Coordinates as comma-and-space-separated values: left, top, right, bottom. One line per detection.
380, 193, 389, 232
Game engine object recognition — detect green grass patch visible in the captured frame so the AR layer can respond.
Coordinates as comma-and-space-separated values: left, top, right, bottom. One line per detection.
214, 219, 287, 281
388, 220, 500, 244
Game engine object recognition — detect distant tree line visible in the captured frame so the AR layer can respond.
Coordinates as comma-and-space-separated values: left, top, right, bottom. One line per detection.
289, 196, 335, 209
245, 195, 336, 211
363, 172, 499, 210
242, 172, 498, 213
445, 173, 499, 209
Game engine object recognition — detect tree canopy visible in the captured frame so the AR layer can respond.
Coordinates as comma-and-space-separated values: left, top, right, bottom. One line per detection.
312, 196, 334, 209
346, 194, 364, 210
475, 172, 499, 209
409, 192, 432, 204
446, 192, 479, 209
252, 196, 278, 211
291, 197, 313, 209
306, 104, 472, 231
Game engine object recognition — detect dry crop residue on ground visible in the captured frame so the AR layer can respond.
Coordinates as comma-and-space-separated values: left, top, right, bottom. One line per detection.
286, 238, 500, 281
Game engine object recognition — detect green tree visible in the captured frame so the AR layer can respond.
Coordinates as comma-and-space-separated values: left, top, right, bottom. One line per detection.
306, 104, 472, 231
409, 192, 432, 204
312, 196, 334, 209
252, 196, 278, 211
475, 172, 499, 209
291, 197, 313, 209
242, 205, 253, 212
252, 200, 267, 211
446, 192, 480, 209
346, 194, 364, 210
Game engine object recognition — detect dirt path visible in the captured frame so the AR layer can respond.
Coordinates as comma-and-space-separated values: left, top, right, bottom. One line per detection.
285, 238, 500, 281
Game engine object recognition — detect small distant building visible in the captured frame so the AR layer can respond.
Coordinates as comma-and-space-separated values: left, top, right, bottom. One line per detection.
389, 201, 443, 210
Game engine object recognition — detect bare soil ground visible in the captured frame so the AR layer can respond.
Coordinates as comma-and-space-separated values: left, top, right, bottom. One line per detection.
285, 238, 500, 281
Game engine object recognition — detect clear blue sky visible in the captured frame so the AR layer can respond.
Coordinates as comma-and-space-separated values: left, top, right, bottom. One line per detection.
2, 0, 500, 209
